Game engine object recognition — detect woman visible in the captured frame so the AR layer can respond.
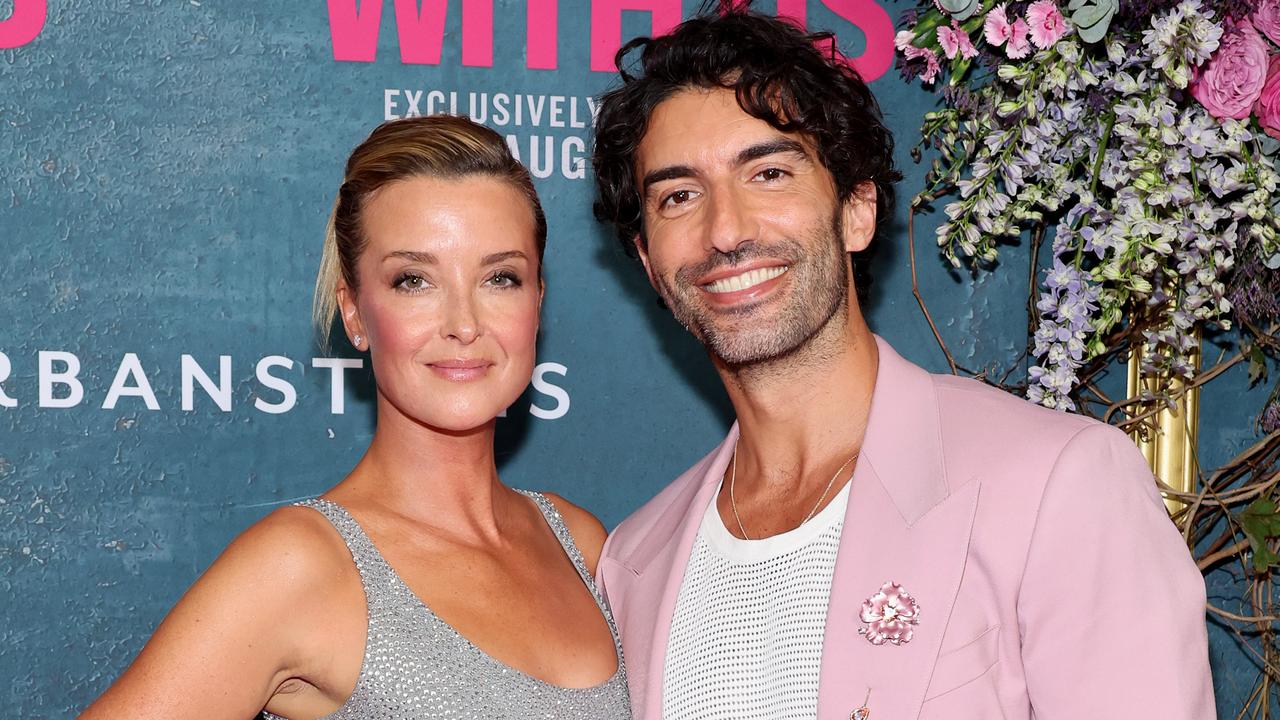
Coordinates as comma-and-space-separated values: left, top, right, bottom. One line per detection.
81, 116, 630, 719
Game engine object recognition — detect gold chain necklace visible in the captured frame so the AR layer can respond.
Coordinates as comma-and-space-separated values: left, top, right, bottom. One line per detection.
728, 435, 860, 541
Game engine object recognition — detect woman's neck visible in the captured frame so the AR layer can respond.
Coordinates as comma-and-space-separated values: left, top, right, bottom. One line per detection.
335, 394, 514, 542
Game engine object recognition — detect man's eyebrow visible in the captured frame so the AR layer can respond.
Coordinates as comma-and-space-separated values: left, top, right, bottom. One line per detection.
481, 250, 528, 265
641, 140, 810, 195
384, 250, 437, 264
642, 165, 697, 194
736, 139, 809, 166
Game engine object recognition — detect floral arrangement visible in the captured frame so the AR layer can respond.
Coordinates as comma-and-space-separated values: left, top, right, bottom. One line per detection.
895, 0, 1280, 708
897, 0, 1280, 410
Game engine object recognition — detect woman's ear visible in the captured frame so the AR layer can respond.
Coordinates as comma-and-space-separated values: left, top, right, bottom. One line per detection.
536, 277, 546, 334
336, 279, 367, 350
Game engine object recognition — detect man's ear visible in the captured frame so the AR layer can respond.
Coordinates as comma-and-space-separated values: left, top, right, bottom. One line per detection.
840, 181, 878, 254
336, 279, 367, 350
633, 233, 661, 292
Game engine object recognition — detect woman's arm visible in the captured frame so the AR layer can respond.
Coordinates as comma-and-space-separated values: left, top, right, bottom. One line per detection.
78, 506, 357, 720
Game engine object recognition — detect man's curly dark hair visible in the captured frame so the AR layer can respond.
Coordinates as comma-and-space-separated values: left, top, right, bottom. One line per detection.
591, 5, 902, 298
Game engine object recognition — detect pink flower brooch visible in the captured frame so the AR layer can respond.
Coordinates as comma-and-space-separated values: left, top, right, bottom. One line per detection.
858, 581, 921, 646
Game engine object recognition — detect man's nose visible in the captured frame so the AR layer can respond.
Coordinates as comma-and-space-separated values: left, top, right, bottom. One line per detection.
705, 186, 753, 255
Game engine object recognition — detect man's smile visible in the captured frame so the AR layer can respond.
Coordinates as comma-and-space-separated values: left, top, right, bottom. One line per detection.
699, 264, 790, 295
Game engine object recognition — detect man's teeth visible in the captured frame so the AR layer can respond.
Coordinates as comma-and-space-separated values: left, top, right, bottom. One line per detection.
704, 266, 789, 294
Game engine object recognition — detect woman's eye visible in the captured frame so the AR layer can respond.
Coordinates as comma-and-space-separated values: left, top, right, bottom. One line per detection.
394, 274, 429, 292
488, 271, 521, 288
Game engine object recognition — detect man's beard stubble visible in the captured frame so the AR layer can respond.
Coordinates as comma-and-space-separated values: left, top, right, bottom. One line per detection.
654, 211, 851, 371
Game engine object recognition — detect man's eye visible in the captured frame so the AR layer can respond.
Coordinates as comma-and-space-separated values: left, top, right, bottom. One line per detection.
756, 167, 787, 181
662, 190, 694, 208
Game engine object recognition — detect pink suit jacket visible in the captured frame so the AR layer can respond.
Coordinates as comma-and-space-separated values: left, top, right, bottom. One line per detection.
597, 336, 1214, 720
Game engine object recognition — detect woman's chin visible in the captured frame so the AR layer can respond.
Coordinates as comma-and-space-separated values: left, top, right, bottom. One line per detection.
424, 412, 505, 435
393, 399, 515, 435
376, 381, 523, 435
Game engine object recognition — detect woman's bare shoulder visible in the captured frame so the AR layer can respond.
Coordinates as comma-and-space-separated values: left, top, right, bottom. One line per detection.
78, 503, 360, 718
540, 493, 608, 576
151, 502, 359, 659
227, 503, 354, 581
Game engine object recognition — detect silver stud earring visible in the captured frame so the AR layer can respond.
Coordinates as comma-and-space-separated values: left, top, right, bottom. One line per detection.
353, 334, 363, 348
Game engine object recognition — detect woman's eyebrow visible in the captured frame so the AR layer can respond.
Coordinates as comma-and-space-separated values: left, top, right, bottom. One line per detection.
384, 250, 438, 264
481, 250, 528, 265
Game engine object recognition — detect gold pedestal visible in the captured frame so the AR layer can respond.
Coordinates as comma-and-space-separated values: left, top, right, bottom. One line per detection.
1126, 342, 1201, 514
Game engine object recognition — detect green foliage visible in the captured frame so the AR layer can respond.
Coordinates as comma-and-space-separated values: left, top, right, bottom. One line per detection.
1068, 0, 1119, 43
1250, 344, 1270, 387
1241, 498, 1280, 573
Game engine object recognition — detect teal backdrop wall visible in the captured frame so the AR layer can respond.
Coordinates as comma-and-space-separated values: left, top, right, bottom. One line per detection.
0, 0, 1263, 716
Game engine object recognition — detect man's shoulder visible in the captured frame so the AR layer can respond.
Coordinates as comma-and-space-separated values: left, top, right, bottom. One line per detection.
603, 445, 720, 565
928, 372, 1135, 489
932, 371, 1096, 444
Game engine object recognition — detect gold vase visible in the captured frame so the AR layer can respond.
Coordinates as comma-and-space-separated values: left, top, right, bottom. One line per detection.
1126, 336, 1201, 514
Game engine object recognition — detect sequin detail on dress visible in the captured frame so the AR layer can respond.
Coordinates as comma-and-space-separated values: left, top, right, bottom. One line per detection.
261, 491, 631, 719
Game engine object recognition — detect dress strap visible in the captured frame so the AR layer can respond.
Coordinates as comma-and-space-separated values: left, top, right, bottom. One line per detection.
518, 491, 596, 586
518, 491, 627, 679
294, 498, 391, 599
520, 489, 624, 618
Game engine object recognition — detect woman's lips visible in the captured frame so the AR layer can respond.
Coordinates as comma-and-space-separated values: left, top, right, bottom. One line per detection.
427, 359, 492, 381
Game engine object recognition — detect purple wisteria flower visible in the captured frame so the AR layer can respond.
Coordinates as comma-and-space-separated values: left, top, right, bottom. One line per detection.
900, 0, 1280, 411
1029, 258, 1101, 409
1228, 253, 1280, 326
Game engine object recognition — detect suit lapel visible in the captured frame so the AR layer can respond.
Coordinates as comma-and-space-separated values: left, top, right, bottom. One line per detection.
617, 337, 975, 719
613, 428, 737, 720
817, 463, 980, 719
816, 337, 980, 720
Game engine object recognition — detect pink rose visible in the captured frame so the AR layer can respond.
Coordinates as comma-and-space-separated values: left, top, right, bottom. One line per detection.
1254, 0, 1280, 46
1006, 18, 1032, 59
1255, 54, 1280, 140
1026, 0, 1069, 49
984, 4, 1014, 46
1192, 22, 1270, 119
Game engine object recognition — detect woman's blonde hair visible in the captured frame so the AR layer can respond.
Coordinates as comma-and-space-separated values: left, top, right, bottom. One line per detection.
314, 115, 547, 346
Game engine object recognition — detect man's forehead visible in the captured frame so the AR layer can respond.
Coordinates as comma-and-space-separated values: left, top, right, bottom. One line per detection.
636, 87, 812, 173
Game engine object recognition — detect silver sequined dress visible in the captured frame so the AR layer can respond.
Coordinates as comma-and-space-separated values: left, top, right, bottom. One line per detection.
261, 492, 631, 720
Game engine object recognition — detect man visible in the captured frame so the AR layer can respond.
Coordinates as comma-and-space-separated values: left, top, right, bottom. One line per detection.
590, 8, 1213, 720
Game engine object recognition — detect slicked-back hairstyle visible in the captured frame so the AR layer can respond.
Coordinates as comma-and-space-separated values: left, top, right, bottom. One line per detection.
314, 115, 547, 346
591, 5, 902, 298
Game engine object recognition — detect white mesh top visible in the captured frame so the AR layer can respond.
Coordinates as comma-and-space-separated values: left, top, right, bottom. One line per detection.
661, 481, 850, 720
